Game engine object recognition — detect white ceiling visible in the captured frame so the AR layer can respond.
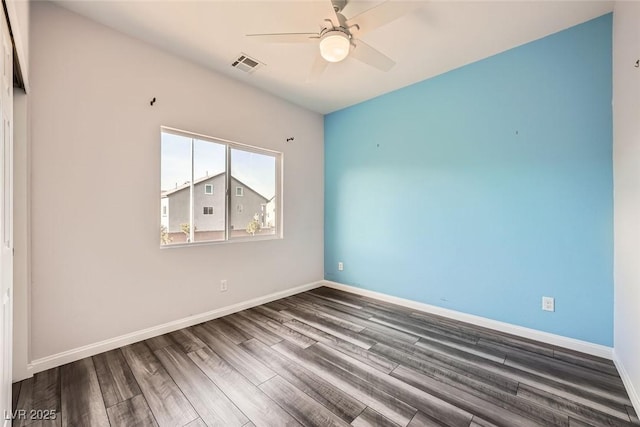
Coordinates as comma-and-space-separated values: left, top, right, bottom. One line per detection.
54, 0, 613, 114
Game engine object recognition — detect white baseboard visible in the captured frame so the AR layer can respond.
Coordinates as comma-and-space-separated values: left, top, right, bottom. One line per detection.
322, 280, 614, 360
613, 351, 640, 415
27, 281, 323, 375
26, 279, 617, 377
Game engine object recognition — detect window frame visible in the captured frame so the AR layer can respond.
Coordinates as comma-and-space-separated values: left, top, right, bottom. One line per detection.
204, 184, 213, 195
160, 126, 283, 248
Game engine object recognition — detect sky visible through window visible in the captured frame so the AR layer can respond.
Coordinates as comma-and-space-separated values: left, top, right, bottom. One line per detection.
161, 132, 276, 199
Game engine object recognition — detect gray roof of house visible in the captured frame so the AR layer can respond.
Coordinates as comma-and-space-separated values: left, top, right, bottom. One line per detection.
161, 172, 224, 197
161, 172, 270, 201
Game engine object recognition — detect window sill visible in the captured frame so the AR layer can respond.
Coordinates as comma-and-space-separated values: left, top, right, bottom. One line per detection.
159, 234, 282, 249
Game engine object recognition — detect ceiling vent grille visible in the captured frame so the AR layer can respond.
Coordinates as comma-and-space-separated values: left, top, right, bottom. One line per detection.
231, 53, 264, 73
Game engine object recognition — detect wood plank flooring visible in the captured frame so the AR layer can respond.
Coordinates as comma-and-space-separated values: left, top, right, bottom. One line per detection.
12, 287, 640, 427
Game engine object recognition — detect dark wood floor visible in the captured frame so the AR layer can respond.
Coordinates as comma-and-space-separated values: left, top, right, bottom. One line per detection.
12, 287, 640, 427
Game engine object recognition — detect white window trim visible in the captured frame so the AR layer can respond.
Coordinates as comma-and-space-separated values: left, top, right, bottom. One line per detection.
204, 184, 213, 195
235, 186, 244, 197
160, 127, 283, 248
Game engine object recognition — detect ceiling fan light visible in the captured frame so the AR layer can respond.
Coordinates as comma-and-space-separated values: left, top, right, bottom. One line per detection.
319, 31, 350, 63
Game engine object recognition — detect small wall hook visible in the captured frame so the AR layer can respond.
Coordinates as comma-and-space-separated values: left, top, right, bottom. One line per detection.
286, 137, 295, 142
635, 60, 639, 68
150, 97, 156, 106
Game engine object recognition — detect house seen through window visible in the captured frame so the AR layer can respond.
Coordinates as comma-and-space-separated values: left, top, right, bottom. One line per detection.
160, 128, 281, 245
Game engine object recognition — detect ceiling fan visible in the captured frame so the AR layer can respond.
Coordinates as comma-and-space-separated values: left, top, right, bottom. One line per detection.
246, 0, 421, 78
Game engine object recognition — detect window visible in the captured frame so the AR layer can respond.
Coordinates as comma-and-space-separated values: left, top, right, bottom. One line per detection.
160, 128, 281, 246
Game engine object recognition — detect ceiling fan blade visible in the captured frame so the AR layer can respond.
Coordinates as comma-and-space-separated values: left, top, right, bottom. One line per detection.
246, 33, 320, 43
308, 53, 329, 82
350, 39, 395, 72
325, 0, 341, 28
346, 1, 423, 37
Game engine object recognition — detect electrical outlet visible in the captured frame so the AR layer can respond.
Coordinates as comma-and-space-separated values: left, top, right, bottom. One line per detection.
220, 279, 228, 292
542, 296, 554, 312
338, 262, 344, 271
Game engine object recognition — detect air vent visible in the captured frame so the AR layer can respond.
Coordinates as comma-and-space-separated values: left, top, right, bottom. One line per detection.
231, 53, 264, 74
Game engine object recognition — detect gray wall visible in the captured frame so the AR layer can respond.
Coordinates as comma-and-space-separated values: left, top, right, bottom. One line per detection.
166, 175, 269, 235
230, 177, 268, 232
166, 174, 226, 233
29, 2, 323, 362
195, 175, 227, 232
166, 186, 189, 233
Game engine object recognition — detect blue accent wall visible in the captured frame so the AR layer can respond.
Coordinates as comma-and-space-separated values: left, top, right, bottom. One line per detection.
324, 15, 613, 346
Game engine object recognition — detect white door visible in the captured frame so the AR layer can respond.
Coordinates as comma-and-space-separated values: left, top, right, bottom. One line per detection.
0, 8, 12, 426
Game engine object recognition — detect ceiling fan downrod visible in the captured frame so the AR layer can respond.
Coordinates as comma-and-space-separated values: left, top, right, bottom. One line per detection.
331, 0, 347, 14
